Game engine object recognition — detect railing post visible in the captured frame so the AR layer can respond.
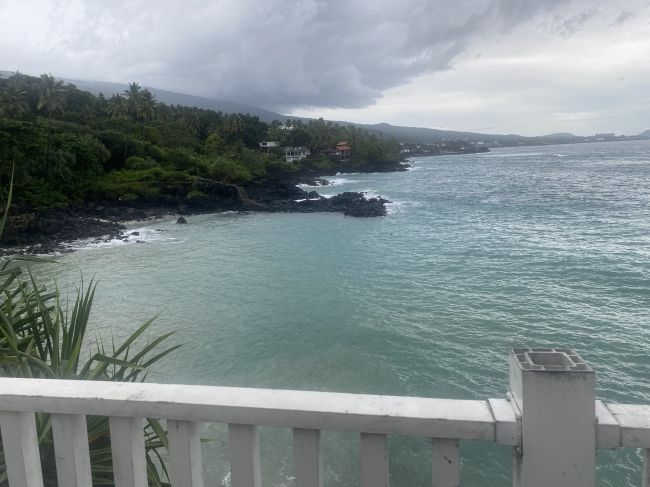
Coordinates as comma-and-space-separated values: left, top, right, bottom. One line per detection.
509, 348, 595, 487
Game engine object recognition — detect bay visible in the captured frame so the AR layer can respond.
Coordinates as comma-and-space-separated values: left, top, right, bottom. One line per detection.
43, 140, 650, 486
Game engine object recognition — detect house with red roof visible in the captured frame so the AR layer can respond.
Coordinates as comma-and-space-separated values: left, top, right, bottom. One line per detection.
321, 141, 352, 162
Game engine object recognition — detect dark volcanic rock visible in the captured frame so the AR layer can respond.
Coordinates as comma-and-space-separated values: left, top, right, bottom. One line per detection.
1, 208, 125, 255
1, 159, 403, 254
329, 192, 389, 217
266, 191, 389, 217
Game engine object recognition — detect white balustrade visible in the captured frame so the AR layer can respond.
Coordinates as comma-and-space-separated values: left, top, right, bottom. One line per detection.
293, 428, 322, 487
0, 349, 648, 486
228, 423, 261, 487
0, 411, 44, 487
108, 416, 148, 487
360, 433, 388, 487
51, 414, 93, 487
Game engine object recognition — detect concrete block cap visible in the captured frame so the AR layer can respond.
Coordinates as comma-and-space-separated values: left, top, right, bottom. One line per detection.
511, 348, 592, 372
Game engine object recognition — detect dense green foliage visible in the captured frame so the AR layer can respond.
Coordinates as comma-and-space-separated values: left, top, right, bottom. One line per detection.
0, 72, 400, 210
0, 187, 177, 485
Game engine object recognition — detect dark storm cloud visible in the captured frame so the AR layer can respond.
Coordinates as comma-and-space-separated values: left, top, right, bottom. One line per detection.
0, 0, 587, 111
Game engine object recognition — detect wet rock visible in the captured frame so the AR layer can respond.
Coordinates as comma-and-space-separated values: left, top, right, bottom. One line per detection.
131, 231, 140, 236
176, 216, 187, 224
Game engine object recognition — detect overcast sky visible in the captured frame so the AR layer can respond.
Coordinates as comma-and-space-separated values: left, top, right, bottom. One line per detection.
1, 0, 648, 135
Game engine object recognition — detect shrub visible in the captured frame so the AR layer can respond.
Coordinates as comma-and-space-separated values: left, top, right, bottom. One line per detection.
0, 181, 176, 485
86, 168, 196, 202
125, 155, 159, 170
208, 157, 252, 184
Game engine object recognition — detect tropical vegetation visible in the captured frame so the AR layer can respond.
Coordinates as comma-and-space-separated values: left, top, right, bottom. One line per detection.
0, 180, 177, 486
0, 72, 400, 211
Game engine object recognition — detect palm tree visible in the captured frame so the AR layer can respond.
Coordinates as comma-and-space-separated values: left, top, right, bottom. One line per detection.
124, 82, 143, 121
0, 72, 28, 119
185, 110, 202, 136
80, 105, 94, 124
139, 88, 157, 137
107, 94, 128, 120
140, 89, 156, 121
38, 74, 66, 179
0, 85, 27, 119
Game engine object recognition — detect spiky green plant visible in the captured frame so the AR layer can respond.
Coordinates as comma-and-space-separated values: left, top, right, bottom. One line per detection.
0, 167, 178, 486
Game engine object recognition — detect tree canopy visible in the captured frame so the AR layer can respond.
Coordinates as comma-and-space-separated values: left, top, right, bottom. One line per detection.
0, 72, 401, 210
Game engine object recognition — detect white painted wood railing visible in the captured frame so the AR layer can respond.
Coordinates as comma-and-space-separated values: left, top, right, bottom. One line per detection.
0, 349, 649, 486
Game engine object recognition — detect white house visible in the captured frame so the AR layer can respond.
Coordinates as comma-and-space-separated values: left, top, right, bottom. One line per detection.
259, 141, 280, 151
283, 146, 310, 162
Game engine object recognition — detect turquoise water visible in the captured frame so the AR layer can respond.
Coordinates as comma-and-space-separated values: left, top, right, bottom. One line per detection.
45, 140, 650, 486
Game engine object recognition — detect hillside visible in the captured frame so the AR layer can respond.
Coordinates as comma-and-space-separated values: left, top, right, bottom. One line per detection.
0, 72, 406, 251
2, 71, 648, 147
0, 71, 286, 123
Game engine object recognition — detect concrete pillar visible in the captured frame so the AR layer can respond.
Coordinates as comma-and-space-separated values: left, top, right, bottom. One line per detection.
509, 348, 595, 487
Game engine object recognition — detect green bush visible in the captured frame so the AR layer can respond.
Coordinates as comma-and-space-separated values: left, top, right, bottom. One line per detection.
187, 189, 207, 198
301, 155, 335, 171
17, 179, 69, 208
125, 155, 159, 170
87, 168, 196, 202
208, 157, 252, 184
0, 270, 177, 486
0, 181, 176, 485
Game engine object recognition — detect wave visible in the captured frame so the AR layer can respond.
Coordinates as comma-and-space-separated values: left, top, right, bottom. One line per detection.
327, 177, 354, 185
480, 152, 543, 158
385, 199, 421, 215
296, 180, 328, 188
61, 226, 182, 252
361, 190, 383, 200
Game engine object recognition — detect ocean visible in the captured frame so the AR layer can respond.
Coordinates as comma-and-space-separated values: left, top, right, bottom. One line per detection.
43, 140, 650, 486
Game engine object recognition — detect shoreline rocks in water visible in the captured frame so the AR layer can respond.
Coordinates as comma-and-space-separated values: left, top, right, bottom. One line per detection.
0, 163, 407, 255
0, 191, 389, 255
0, 208, 127, 255
266, 192, 389, 217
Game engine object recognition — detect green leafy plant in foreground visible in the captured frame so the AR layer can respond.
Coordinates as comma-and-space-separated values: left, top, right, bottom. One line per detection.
0, 169, 179, 486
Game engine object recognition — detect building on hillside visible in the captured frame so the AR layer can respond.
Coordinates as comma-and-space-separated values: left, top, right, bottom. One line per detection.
336, 141, 351, 161
283, 146, 310, 162
320, 141, 352, 162
259, 141, 280, 152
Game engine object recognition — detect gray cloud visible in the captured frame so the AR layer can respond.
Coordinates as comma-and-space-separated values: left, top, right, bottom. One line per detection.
1, 0, 583, 111
611, 10, 635, 25
551, 8, 598, 37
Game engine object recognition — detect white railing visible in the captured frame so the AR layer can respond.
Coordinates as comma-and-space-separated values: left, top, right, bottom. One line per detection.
0, 348, 649, 487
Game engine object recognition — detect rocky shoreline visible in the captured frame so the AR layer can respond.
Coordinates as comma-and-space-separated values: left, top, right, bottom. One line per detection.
1, 162, 408, 255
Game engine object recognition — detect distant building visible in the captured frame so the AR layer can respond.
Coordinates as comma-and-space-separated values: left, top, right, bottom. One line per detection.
321, 141, 352, 162
259, 141, 280, 152
336, 141, 351, 161
283, 146, 310, 162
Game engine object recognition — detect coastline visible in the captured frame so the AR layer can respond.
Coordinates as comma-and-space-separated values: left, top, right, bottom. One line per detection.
0, 160, 410, 255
